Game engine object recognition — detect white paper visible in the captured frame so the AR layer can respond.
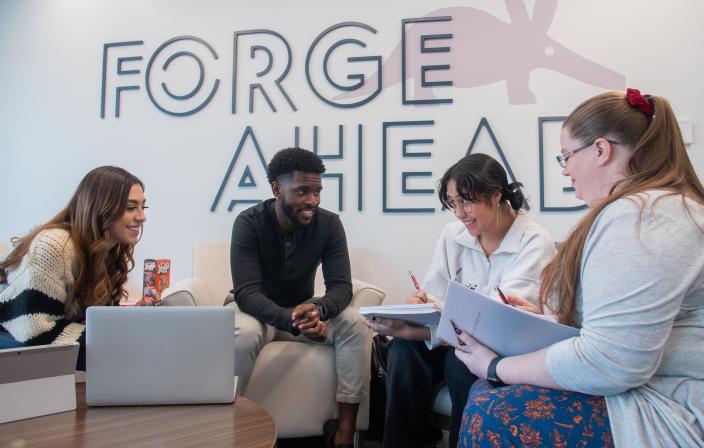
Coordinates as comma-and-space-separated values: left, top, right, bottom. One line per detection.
359, 303, 442, 326
437, 281, 579, 356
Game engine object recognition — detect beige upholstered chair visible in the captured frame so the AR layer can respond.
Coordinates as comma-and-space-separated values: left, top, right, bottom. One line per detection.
162, 242, 385, 439
429, 386, 452, 429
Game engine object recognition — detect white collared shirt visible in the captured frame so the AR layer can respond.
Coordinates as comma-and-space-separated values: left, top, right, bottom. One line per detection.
422, 211, 556, 348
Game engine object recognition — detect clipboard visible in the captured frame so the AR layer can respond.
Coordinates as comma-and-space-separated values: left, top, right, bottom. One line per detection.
437, 281, 579, 356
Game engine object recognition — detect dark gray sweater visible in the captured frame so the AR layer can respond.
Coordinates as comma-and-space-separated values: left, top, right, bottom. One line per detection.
230, 198, 352, 332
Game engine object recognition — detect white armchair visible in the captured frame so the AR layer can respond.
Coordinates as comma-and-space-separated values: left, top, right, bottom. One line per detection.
429, 385, 452, 429
161, 242, 385, 439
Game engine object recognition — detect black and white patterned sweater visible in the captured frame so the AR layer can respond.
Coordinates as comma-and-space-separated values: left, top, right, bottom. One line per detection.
0, 228, 86, 369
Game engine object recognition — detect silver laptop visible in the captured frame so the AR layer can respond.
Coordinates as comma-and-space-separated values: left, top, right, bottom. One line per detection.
86, 306, 235, 406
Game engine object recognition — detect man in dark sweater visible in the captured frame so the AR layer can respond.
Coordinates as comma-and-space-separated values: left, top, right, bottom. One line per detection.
229, 147, 370, 448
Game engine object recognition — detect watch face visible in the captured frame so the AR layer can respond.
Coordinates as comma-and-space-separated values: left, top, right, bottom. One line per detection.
315, 303, 324, 320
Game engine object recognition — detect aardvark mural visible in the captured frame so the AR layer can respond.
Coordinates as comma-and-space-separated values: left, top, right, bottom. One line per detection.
344, 0, 625, 104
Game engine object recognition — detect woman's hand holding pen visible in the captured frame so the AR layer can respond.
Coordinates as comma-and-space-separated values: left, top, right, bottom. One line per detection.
406, 270, 430, 304
503, 293, 542, 314
406, 289, 430, 304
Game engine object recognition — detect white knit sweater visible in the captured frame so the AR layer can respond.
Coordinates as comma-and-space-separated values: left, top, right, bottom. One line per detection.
0, 228, 85, 347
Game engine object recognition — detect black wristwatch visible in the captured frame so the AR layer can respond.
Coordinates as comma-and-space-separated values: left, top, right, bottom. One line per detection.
314, 301, 327, 321
487, 356, 505, 387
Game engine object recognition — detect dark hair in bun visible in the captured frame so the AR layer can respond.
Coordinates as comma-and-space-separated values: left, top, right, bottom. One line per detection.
438, 153, 529, 211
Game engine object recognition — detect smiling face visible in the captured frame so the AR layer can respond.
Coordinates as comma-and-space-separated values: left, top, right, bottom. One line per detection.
560, 127, 603, 206
273, 171, 322, 231
107, 184, 147, 245
446, 179, 500, 238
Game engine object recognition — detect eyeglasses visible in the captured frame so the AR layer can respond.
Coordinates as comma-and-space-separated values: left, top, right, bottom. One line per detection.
555, 139, 620, 168
447, 198, 478, 211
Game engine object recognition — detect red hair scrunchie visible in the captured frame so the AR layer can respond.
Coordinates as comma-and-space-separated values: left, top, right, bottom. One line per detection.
626, 88, 654, 118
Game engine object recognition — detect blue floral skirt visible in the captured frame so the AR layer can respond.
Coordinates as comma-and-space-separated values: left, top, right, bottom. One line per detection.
458, 380, 613, 448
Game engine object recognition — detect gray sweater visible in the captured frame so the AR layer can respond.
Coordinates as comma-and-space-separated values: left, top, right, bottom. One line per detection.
546, 191, 704, 447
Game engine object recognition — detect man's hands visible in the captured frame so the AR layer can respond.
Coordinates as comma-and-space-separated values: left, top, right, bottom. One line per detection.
301, 321, 327, 342
292, 303, 319, 327
292, 303, 327, 342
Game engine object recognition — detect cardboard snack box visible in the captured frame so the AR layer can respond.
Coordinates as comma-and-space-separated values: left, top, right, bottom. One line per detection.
143, 259, 170, 305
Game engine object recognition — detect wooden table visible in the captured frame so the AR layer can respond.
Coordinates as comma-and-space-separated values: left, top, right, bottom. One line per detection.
0, 384, 277, 448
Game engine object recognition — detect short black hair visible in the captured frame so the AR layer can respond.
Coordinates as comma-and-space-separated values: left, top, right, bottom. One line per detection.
438, 153, 528, 211
267, 147, 326, 184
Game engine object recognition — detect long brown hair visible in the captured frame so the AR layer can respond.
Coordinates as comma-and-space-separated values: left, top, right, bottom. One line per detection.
540, 92, 704, 325
0, 166, 144, 316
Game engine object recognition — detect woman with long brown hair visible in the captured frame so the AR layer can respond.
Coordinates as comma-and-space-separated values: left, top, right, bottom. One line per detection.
453, 89, 704, 447
0, 166, 147, 370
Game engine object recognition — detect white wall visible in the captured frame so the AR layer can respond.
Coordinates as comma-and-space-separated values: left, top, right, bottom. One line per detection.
2, 0, 703, 303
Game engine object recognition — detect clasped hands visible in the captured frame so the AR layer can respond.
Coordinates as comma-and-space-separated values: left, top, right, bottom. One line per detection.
291, 303, 327, 342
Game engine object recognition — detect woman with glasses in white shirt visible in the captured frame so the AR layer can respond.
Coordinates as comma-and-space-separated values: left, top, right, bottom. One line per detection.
368, 153, 555, 448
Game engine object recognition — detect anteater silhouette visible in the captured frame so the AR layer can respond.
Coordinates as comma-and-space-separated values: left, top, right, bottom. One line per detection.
338, 0, 625, 104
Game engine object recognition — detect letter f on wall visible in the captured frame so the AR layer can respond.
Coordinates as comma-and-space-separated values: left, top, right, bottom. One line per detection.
100, 41, 144, 118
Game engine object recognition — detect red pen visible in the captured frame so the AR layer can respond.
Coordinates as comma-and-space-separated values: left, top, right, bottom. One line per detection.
408, 270, 421, 291
496, 286, 515, 307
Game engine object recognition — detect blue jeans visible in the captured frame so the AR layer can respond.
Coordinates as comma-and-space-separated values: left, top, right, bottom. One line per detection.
0, 329, 23, 349
384, 339, 477, 448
